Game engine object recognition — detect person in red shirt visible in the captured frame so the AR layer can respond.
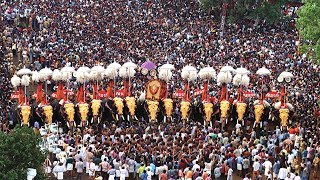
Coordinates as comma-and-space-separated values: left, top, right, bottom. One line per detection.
160, 170, 168, 180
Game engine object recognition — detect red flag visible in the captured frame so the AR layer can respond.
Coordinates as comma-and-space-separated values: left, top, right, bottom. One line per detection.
36, 83, 44, 103
201, 82, 208, 101
173, 89, 185, 98
265, 91, 279, 98
98, 90, 107, 99
76, 86, 84, 103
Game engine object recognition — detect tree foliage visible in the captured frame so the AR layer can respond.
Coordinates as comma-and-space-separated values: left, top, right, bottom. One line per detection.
296, 0, 320, 64
199, 0, 288, 24
0, 126, 47, 180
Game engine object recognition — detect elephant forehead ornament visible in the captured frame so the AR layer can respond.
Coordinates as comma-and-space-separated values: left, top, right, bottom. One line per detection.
279, 108, 289, 128
180, 101, 191, 120
254, 104, 264, 123
147, 100, 159, 122
114, 97, 124, 115
43, 105, 53, 124
64, 103, 75, 122
220, 100, 230, 119
236, 102, 247, 121
91, 99, 101, 116
203, 102, 213, 122
125, 96, 136, 116
21, 105, 31, 125
163, 98, 173, 117
78, 103, 89, 122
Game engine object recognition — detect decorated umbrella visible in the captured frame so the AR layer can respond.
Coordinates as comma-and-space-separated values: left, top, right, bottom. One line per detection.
256, 67, 271, 76
233, 68, 250, 125
11, 75, 23, 104
141, 60, 157, 70
158, 63, 175, 122
198, 66, 216, 102
217, 67, 234, 128
120, 62, 137, 96
276, 71, 294, 130
108, 62, 121, 70
61, 66, 75, 101
253, 67, 272, 128
20, 74, 31, 125
159, 63, 175, 71
17, 67, 32, 76
39, 67, 53, 104
220, 65, 235, 73
236, 67, 250, 75
181, 65, 198, 101
122, 61, 137, 69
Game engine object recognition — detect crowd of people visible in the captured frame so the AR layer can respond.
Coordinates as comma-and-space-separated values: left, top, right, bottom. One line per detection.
1, 0, 319, 179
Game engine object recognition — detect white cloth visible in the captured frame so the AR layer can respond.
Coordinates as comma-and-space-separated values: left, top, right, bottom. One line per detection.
278, 168, 288, 179
263, 160, 272, 176
253, 161, 260, 171
66, 163, 73, 171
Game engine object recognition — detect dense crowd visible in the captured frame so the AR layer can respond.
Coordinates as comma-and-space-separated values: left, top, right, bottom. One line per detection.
1, 0, 320, 179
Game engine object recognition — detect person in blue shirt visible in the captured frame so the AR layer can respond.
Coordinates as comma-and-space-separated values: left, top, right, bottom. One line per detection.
236, 155, 243, 177
140, 170, 148, 180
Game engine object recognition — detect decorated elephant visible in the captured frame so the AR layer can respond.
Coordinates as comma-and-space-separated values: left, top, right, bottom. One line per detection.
203, 102, 213, 126
43, 105, 53, 124
180, 101, 191, 123
78, 103, 89, 127
274, 101, 293, 130
147, 100, 159, 122
64, 103, 75, 128
253, 100, 270, 128
219, 100, 230, 128
20, 105, 31, 126
279, 108, 290, 128
163, 98, 173, 122
91, 99, 101, 123
114, 97, 124, 121
125, 96, 136, 120
236, 102, 247, 125
254, 104, 264, 127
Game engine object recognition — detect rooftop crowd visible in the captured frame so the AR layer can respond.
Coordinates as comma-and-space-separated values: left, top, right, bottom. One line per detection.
1, 0, 320, 179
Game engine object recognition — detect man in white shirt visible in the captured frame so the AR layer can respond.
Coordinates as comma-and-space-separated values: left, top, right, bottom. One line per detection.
53, 162, 66, 180
146, 168, 153, 180
263, 159, 273, 177
294, 173, 301, 180
75, 158, 84, 180
252, 159, 260, 179
278, 166, 288, 180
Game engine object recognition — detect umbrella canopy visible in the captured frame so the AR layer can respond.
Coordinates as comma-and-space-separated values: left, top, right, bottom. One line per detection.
61, 66, 75, 73
77, 66, 91, 73
220, 65, 235, 73
256, 67, 271, 76
122, 61, 137, 69
141, 60, 157, 70
198, 66, 216, 80
279, 71, 293, 78
17, 67, 32, 76
236, 67, 250, 75
39, 67, 53, 80
91, 65, 105, 73
108, 62, 121, 70
159, 63, 175, 70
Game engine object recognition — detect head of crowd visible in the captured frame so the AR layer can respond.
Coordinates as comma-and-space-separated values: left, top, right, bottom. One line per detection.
1, 0, 319, 180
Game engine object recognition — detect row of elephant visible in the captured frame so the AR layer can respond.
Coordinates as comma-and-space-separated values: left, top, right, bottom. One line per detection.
17, 96, 294, 129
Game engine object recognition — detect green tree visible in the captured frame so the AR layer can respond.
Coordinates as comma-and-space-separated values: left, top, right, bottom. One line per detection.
0, 126, 47, 180
296, 0, 320, 64
199, 0, 288, 24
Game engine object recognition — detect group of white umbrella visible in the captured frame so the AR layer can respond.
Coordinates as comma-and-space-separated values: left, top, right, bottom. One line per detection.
11, 62, 294, 103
